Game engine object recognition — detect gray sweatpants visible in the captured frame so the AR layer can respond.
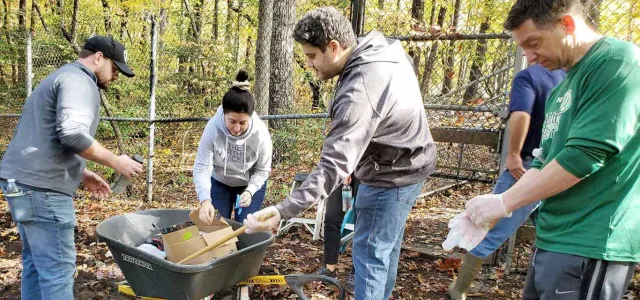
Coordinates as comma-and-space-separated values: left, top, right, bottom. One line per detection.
523, 248, 636, 300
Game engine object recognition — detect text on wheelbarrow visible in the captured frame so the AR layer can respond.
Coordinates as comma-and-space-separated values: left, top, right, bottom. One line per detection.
122, 253, 154, 271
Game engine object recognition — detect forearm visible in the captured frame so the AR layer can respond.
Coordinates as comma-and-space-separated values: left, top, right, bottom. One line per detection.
78, 141, 119, 169
502, 159, 581, 212
506, 112, 530, 157
192, 166, 212, 202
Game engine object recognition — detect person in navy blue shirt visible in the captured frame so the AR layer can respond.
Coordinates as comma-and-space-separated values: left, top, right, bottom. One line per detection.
448, 64, 565, 300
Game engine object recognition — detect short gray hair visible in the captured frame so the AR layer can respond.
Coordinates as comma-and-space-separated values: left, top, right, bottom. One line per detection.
293, 6, 357, 52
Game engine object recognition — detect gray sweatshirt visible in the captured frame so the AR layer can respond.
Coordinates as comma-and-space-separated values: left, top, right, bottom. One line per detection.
275, 31, 437, 220
0, 62, 101, 196
192, 106, 273, 202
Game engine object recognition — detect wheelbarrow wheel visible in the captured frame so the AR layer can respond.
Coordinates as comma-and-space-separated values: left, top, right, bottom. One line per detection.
285, 274, 346, 300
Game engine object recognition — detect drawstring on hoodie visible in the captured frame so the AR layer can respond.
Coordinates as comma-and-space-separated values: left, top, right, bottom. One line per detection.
222, 127, 248, 178
223, 135, 229, 176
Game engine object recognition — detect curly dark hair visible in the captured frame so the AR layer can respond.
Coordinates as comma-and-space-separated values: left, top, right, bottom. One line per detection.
504, 0, 584, 30
293, 6, 357, 52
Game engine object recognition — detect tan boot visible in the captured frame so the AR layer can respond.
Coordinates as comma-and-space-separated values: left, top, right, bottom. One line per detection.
447, 253, 484, 300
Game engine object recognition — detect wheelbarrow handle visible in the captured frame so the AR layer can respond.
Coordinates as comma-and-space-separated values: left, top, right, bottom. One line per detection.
284, 274, 346, 300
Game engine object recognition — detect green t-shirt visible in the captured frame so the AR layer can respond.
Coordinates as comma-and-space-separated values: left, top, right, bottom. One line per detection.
531, 37, 640, 262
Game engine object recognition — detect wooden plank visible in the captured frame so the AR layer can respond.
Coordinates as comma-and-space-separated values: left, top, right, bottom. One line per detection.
431, 128, 500, 148
401, 241, 465, 260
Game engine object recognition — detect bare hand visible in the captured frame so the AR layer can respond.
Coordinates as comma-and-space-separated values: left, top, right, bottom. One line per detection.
239, 191, 252, 207
505, 154, 526, 180
82, 170, 111, 198
199, 200, 216, 225
343, 176, 352, 185
114, 155, 143, 179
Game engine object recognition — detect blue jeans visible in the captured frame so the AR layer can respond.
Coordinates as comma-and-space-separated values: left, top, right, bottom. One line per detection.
470, 157, 539, 258
209, 177, 267, 223
352, 180, 425, 300
1, 180, 76, 300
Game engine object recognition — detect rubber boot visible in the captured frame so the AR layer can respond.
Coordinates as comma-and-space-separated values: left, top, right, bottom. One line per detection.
447, 253, 484, 300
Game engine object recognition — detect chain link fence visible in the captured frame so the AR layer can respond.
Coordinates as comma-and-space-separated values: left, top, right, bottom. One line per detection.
1, 0, 639, 203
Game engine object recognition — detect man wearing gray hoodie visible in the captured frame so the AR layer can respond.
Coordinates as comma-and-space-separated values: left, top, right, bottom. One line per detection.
244, 7, 437, 299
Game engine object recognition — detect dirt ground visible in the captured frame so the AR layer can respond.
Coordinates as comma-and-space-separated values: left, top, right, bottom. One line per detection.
1, 182, 638, 299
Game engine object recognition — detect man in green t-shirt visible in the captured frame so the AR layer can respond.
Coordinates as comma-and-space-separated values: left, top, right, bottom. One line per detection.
443, 0, 640, 298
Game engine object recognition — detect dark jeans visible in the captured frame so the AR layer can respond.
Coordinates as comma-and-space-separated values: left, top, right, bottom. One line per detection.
209, 177, 267, 223
323, 177, 360, 265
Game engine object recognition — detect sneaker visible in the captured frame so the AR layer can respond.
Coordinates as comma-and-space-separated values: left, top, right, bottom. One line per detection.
343, 273, 355, 293
315, 266, 336, 278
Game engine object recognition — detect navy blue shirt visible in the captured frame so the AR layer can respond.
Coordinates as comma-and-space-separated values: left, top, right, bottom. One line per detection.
509, 64, 566, 158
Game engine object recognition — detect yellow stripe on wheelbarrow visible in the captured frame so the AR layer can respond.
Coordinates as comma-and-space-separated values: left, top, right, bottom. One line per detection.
117, 283, 166, 300
236, 275, 287, 285
117, 276, 286, 299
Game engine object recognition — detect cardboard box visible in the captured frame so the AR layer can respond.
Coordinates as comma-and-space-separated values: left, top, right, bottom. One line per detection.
163, 210, 238, 265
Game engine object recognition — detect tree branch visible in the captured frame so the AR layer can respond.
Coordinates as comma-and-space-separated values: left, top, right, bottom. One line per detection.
101, 0, 112, 32
60, 0, 80, 54
230, 3, 256, 26
32, 0, 48, 32
100, 90, 125, 155
182, 0, 200, 38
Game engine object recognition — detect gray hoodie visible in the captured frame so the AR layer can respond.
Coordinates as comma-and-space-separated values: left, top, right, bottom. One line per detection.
275, 31, 437, 220
0, 62, 101, 196
192, 106, 272, 202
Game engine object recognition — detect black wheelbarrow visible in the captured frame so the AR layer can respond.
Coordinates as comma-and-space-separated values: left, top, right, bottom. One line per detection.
95, 209, 345, 300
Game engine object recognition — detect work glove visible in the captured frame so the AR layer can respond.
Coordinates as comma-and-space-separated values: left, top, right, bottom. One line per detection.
465, 193, 511, 230
442, 212, 489, 251
244, 206, 281, 234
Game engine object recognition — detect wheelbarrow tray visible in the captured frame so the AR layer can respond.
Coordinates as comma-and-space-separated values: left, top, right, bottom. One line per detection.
95, 209, 273, 300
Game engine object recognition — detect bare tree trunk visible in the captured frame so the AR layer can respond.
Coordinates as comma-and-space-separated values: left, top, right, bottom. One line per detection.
225, 0, 234, 45
159, 2, 167, 36
235, 0, 243, 66
101, 0, 111, 32
18, 0, 26, 30
183, 0, 201, 40
1, 0, 8, 29
441, 0, 461, 95
409, 0, 425, 74
421, 6, 445, 95
428, 0, 436, 25
463, 19, 489, 101
100, 91, 125, 155
32, 0, 48, 32
119, 8, 128, 41
268, 0, 295, 118
213, 0, 219, 40
244, 34, 251, 68
254, 0, 273, 115
60, 0, 80, 54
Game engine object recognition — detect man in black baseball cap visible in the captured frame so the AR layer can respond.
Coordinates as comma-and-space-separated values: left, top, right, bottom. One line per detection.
82, 35, 135, 77
0, 35, 143, 299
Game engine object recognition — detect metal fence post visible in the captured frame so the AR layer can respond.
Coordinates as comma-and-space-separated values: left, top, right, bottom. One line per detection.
26, 31, 33, 97
147, 17, 158, 202
501, 46, 528, 274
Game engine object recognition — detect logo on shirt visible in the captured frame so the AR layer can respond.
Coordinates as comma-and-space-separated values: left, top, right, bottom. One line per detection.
542, 89, 572, 141
557, 89, 572, 113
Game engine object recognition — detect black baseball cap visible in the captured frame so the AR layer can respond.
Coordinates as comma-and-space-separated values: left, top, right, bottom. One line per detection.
82, 35, 135, 77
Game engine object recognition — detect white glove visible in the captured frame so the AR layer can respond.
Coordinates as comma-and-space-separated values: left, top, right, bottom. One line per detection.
244, 206, 281, 234
465, 193, 511, 230
442, 212, 489, 251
